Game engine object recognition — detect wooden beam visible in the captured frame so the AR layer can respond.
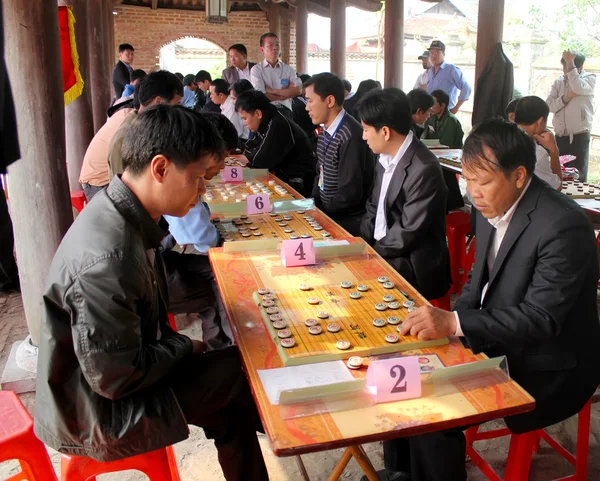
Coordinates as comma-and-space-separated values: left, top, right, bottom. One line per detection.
152, 0, 158, 9
302, 0, 380, 18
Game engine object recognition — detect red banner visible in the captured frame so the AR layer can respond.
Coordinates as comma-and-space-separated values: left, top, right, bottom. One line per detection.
58, 6, 83, 106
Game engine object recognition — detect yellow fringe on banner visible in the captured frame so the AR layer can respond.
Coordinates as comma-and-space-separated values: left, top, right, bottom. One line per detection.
64, 7, 84, 106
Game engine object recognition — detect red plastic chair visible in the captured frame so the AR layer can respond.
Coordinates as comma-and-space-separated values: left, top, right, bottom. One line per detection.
446, 212, 474, 294
430, 291, 451, 310
0, 390, 58, 481
61, 445, 181, 481
71, 191, 87, 214
167, 313, 177, 332
466, 398, 592, 481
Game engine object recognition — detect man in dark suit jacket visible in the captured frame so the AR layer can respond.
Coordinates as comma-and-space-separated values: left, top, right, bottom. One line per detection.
112, 43, 134, 99
359, 88, 450, 301
222, 43, 256, 86
371, 118, 600, 481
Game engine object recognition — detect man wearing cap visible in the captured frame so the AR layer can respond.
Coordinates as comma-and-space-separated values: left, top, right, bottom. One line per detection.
414, 51, 431, 90
426, 40, 472, 115
546, 51, 596, 182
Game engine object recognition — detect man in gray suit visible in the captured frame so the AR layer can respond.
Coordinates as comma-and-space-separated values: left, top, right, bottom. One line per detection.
222, 44, 256, 87
358, 88, 450, 301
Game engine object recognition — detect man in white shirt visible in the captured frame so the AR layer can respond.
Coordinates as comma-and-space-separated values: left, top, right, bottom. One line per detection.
250, 32, 302, 119
546, 51, 596, 181
358, 88, 449, 301
515, 96, 562, 190
222, 43, 256, 86
390, 117, 600, 481
413, 50, 431, 90
209, 79, 248, 139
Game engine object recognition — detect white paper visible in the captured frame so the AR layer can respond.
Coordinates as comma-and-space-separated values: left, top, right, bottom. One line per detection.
257, 361, 354, 405
576, 199, 600, 209
313, 240, 351, 247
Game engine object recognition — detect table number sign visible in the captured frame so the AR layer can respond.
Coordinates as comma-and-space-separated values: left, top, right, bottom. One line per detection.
246, 194, 272, 214
222, 166, 243, 182
281, 238, 316, 267
365, 356, 421, 403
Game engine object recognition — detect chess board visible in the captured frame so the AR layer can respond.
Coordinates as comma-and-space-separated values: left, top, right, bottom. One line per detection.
252, 279, 448, 366
562, 180, 600, 199
432, 149, 463, 171
204, 179, 297, 206
215, 210, 336, 242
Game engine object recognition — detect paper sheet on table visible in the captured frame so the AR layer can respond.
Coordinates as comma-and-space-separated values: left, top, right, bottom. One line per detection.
258, 361, 354, 405
576, 199, 600, 210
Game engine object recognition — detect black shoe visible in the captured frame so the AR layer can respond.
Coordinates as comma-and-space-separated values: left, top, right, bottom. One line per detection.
360, 469, 411, 481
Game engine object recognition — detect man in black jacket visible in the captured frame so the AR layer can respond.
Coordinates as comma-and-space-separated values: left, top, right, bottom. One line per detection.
236, 89, 316, 196
304, 72, 374, 236
112, 43, 134, 99
35, 105, 268, 481
373, 118, 600, 481
359, 88, 450, 301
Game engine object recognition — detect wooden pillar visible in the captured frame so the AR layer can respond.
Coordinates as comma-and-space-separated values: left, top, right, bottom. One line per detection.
87, 0, 111, 133
330, 0, 346, 79
281, 11, 291, 64
269, 1, 281, 40
103, 0, 115, 76
63, 0, 94, 191
4, 0, 72, 345
384, 0, 403, 88
295, 0, 308, 74
474, 0, 504, 93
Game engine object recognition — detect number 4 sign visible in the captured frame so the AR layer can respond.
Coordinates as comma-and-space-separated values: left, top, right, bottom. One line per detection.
281, 238, 316, 267
365, 356, 421, 404
222, 166, 243, 182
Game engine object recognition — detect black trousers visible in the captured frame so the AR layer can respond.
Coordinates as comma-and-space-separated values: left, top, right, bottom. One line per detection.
0, 188, 18, 289
383, 429, 467, 481
171, 346, 268, 481
556, 132, 591, 182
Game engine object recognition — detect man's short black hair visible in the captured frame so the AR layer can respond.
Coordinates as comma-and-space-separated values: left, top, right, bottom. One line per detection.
356, 88, 413, 135
203, 112, 240, 152
407, 88, 435, 115
514, 95, 550, 125
195, 70, 212, 84
231, 79, 254, 97
463, 117, 536, 177
119, 43, 134, 52
298, 74, 311, 83
183, 74, 196, 87
174, 72, 184, 82
229, 43, 248, 56
122, 104, 224, 176
431, 89, 450, 111
260, 32, 278, 47
137, 71, 184, 107
303, 72, 345, 106
210, 79, 230, 96
561, 53, 586, 69
235, 89, 274, 115
343, 79, 352, 92
130, 69, 147, 84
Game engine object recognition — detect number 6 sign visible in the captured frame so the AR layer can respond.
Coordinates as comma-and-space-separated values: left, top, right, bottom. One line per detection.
246, 194, 272, 214
222, 166, 243, 182
281, 238, 316, 267
365, 356, 421, 404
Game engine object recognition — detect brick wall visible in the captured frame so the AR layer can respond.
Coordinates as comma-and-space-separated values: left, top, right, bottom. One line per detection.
113, 5, 270, 73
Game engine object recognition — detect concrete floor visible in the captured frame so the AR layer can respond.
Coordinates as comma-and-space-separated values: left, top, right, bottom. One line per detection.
1, 290, 600, 481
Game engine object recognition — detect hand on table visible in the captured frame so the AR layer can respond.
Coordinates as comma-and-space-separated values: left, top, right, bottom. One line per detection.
191, 339, 209, 354
398, 306, 456, 340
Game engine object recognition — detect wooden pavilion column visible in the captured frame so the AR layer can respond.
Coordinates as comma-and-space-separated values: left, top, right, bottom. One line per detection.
384, 0, 403, 88
269, 1, 281, 39
63, 0, 94, 191
474, 0, 505, 94
104, 0, 115, 76
87, 0, 112, 133
330, 0, 346, 79
295, 0, 308, 74
4, 0, 72, 345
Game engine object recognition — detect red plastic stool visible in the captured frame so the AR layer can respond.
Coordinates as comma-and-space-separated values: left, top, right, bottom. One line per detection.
61, 445, 181, 481
430, 291, 451, 310
71, 191, 87, 214
446, 212, 473, 294
466, 398, 592, 481
0, 391, 58, 481
167, 313, 177, 332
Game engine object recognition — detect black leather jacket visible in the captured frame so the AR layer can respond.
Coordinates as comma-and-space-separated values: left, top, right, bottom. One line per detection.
34, 177, 193, 461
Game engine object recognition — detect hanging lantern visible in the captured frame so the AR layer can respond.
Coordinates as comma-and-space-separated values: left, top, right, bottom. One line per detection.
206, 0, 229, 23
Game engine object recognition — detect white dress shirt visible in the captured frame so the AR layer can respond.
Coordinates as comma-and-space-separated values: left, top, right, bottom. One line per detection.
534, 144, 561, 190
324, 108, 346, 135
374, 131, 414, 241
250, 59, 302, 111
236, 64, 251, 81
453, 179, 532, 336
220, 95, 249, 139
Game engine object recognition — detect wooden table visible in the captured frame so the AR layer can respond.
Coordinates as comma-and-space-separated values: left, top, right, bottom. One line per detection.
209, 239, 535, 478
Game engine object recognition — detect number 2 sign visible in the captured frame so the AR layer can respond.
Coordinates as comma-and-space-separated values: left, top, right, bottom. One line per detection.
281, 238, 316, 267
365, 356, 421, 404
222, 166, 243, 182
246, 194, 271, 214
